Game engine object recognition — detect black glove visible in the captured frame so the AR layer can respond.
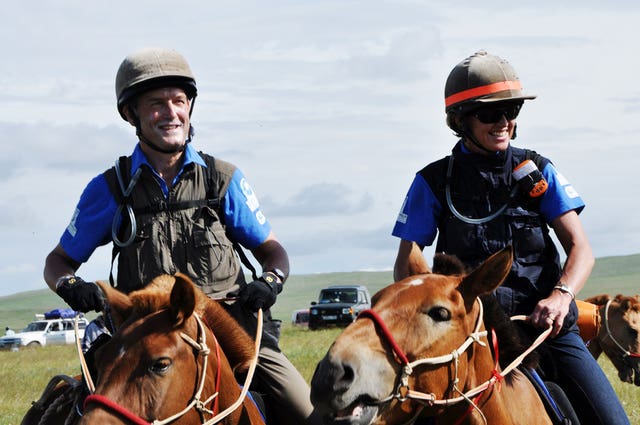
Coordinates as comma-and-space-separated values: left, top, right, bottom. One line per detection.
241, 272, 283, 312
55, 276, 105, 313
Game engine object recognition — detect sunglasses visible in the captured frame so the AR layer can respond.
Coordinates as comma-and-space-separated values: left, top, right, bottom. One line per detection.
472, 103, 522, 124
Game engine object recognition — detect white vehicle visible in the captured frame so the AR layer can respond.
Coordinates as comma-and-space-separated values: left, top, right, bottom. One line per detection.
0, 313, 88, 349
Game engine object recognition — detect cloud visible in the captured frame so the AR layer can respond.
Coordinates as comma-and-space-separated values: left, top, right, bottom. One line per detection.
264, 183, 374, 217
1, 1, 640, 297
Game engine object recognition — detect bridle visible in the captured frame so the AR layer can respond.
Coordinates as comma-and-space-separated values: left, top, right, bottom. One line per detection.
601, 299, 640, 361
77, 309, 262, 425
357, 299, 551, 423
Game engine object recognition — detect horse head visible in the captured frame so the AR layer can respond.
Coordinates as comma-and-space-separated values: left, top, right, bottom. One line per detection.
311, 246, 549, 425
586, 293, 640, 386
79, 273, 263, 424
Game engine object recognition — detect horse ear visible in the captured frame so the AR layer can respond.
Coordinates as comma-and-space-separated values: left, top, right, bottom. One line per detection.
169, 273, 196, 326
407, 242, 432, 276
95, 280, 132, 328
459, 246, 513, 308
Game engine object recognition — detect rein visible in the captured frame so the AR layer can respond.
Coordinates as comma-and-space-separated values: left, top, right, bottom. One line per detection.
357, 300, 552, 419
602, 299, 640, 359
80, 309, 263, 424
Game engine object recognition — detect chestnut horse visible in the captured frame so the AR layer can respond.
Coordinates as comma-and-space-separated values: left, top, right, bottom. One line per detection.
22, 273, 265, 425
579, 294, 640, 386
310, 247, 552, 425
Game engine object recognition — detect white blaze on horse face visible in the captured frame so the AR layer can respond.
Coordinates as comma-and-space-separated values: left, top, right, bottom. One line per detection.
404, 278, 425, 286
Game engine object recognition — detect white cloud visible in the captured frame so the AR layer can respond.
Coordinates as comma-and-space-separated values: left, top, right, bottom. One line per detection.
1, 1, 639, 296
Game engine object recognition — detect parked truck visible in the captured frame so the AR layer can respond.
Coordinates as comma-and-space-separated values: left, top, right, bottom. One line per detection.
308, 285, 371, 330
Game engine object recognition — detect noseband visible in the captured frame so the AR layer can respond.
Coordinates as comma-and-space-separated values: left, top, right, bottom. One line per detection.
357, 299, 551, 413
358, 299, 489, 407
82, 310, 263, 425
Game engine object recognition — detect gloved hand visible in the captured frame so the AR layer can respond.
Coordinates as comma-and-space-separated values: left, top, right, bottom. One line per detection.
55, 276, 105, 313
241, 272, 283, 311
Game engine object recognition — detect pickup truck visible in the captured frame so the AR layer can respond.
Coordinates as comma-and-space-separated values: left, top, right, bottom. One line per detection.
0, 311, 88, 349
309, 285, 371, 330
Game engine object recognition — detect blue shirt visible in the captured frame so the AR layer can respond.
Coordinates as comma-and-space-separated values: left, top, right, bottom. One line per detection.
392, 147, 585, 246
60, 144, 271, 263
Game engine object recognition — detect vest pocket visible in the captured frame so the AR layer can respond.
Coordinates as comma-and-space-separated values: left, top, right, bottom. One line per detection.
117, 218, 161, 293
509, 212, 546, 264
189, 210, 240, 295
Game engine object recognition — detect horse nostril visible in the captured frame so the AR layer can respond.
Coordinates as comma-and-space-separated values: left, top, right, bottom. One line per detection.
341, 363, 354, 383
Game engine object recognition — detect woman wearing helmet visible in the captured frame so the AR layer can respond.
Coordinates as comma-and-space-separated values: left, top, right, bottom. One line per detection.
392, 51, 629, 424
44, 48, 322, 425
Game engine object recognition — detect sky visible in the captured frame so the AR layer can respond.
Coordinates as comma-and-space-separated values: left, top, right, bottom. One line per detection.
1, 1, 639, 297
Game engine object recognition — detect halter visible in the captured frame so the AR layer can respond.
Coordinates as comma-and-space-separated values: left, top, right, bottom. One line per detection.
357, 299, 551, 423
80, 309, 263, 425
601, 299, 640, 360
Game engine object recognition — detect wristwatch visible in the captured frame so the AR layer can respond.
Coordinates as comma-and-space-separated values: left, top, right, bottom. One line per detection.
268, 268, 286, 283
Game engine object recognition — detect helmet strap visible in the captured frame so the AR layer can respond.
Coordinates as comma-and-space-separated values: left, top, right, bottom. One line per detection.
459, 120, 495, 154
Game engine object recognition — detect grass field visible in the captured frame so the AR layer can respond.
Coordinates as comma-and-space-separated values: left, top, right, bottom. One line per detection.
1, 254, 638, 423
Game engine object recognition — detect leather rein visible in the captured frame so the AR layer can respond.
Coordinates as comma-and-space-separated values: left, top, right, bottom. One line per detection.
76, 309, 263, 425
357, 299, 551, 419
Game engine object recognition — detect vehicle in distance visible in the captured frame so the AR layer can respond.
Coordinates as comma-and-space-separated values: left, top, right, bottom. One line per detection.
291, 308, 310, 327
0, 309, 88, 350
309, 285, 371, 330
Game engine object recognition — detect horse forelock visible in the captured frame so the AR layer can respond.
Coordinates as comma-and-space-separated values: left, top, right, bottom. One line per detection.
432, 253, 468, 276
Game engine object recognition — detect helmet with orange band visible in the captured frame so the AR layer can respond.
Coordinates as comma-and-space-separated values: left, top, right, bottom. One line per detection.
444, 51, 536, 139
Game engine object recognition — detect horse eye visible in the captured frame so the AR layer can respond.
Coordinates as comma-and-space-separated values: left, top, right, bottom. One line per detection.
149, 358, 172, 375
428, 307, 451, 322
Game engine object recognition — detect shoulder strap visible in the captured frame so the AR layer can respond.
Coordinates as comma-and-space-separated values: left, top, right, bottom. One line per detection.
524, 149, 550, 171
200, 152, 259, 281
104, 156, 133, 286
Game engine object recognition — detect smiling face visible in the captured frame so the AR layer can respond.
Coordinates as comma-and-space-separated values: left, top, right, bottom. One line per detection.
466, 114, 514, 153
458, 101, 522, 154
128, 87, 192, 153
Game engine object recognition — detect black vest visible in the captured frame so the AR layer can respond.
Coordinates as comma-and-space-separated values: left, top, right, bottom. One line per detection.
421, 143, 570, 320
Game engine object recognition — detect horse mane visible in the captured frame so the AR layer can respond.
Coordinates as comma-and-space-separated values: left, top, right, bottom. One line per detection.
432, 253, 538, 372
585, 293, 640, 313
127, 275, 256, 373
615, 294, 640, 313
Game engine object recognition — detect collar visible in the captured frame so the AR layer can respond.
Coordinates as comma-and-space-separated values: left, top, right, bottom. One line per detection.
130, 143, 207, 177
454, 140, 510, 168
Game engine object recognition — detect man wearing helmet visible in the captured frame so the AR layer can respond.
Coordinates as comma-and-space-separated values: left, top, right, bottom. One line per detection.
43, 48, 321, 425
392, 51, 629, 424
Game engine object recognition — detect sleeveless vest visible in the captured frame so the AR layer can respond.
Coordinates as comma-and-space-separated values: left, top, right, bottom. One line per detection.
103, 155, 245, 297
421, 144, 569, 319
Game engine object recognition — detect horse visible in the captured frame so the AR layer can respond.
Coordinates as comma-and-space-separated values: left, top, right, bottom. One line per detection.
578, 294, 640, 386
22, 273, 265, 425
310, 246, 553, 425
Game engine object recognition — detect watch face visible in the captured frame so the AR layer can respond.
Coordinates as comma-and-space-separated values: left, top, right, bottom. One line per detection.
271, 268, 285, 281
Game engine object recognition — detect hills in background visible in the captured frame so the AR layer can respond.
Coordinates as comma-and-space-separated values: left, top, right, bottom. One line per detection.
2, 253, 638, 331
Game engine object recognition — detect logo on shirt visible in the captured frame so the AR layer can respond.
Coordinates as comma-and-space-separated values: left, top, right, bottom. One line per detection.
240, 178, 260, 212
67, 208, 80, 237
396, 197, 408, 224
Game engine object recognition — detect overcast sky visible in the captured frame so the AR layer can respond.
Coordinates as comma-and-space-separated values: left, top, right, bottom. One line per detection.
1, 1, 639, 297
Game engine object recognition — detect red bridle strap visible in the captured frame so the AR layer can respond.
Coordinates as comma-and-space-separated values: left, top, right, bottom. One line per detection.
84, 394, 151, 425
358, 309, 409, 365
